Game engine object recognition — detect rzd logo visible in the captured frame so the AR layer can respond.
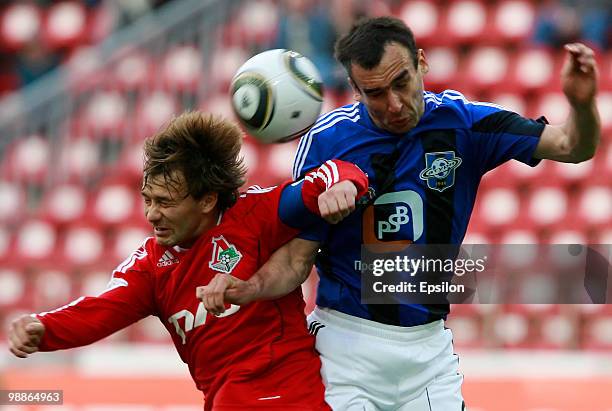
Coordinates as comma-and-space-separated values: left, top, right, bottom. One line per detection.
363, 190, 424, 250
168, 302, 240, 344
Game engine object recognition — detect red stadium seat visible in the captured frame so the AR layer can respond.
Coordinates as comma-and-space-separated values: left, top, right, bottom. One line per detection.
239, 139, 261, 185
42, 183, 88, 226
480, 163, 519, 190
0, 267, 26, 308
83, 90, 128, 138
5, 135, 50, 183
445, 315, 483, 348
498, 229, 539, 269
80, 267, 113, 297
0, 3, 41, 51
550, 159, 594, 186
0, 181, 25, 223
131, 315, 169, 343
596, 92, 612, 134
582, 315, 612, 350
57, 136, 101, 181
492, 310, 531, 348
508, 47, 556, 93
593, 227, 612, 244
577, 185, 612, 226
42, 1, 87, 50
15, 219, 57, 262
525, 185, 569, 229
135, 91, 178, 140
507, 159, 550, 189
398, 0, 441, 47
31, 267, 73, 311
200, 92, 235, 120
461, 47, 510, 93
443, 0, 488, 46
115, 141, 146, 185
0, 225, 10, 263
537, 312, 577, 349
234, 0, 278, 47
110, 225, 151, 263
491, 0, 536, 44
489, 92, 528, 116
62, 224, 105, 266
210, 47, 248, 92
478, 187, 520, 228
266, 140, 300, 181
531, 92, 569, 124
161, 46, 203, 93
112, 50, 154, 92
91, 183, 137, 227
423, 47, 459, 92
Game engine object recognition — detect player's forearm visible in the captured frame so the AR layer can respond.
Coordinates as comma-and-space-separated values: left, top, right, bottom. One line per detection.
248, 238, 319, 301
561, 101, 600, 162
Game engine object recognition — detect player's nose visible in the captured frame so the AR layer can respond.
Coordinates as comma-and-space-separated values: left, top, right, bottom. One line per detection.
145, 204, 162, 223
387, 91, 402, 113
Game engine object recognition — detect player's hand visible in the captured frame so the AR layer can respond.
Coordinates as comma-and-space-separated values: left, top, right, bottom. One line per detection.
561, 43, 599, 107
196, 274, 259, 316
8, 315, 45, 358
318, 180, 357, 224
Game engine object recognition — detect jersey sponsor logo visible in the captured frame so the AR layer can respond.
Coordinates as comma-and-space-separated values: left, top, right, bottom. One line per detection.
168, 302, 240, 344
419, 151, 462, 192
157, 250, 179, 267
209, 236, 242, 273
363, 190, 424, 248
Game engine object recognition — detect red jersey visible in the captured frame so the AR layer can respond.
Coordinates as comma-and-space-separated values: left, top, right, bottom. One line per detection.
36, 160, 368, 410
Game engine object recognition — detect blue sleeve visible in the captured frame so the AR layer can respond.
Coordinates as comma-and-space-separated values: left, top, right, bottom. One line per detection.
292, 130, 325, 180
468, 105, 546, 174
278, 180, 328, 235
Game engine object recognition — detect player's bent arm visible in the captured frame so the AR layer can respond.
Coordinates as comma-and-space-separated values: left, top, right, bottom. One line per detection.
533, 43, 601, 163
199, 238, 319, 315
8, 315, 45, 358
248, 238, 319, 300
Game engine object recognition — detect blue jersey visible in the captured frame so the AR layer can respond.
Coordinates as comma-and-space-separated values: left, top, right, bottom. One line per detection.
292, 90, 546, 326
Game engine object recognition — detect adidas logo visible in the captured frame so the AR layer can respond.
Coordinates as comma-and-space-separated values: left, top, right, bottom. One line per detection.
157, 250, 179, 267
308, 321, 325, 336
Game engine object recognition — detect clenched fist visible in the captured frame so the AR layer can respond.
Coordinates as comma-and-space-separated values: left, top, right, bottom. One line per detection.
8, 315, 45, 358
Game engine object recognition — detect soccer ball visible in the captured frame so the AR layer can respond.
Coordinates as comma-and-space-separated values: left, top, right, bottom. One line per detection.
230, 49, 324, 143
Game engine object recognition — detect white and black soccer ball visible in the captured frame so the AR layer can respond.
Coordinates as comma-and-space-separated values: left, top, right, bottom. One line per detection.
230, 49, 323, 143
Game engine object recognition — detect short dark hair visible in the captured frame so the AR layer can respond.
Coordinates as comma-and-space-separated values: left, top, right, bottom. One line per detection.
334, 16, 418, 75
143, 111, 246, 210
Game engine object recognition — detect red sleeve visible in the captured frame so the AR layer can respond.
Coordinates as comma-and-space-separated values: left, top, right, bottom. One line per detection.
234, 159, 369, 258
37, 239, 156, 351
300, 159, 369, 215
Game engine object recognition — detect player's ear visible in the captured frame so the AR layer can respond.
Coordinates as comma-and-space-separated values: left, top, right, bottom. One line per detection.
200, 192, 218, 214
417, 49, 429, 75
348, 77, 362, 102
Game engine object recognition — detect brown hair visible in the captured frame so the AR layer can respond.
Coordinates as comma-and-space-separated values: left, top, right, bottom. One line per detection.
335, 16, 418, 75
143, 111, 246, 210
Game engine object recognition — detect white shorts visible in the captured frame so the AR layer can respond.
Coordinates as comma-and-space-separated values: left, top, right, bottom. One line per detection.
308, 307, 465, 411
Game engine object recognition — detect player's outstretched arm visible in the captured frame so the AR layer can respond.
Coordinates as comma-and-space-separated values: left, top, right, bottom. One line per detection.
198, 238, 319, 316
534, 43, 601, 163
8, 315, 45, 358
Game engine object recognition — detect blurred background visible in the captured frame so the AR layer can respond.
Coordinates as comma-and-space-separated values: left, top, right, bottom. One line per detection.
0, 0, 610, 410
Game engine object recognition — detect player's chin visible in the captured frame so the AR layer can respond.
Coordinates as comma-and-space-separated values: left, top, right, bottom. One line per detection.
154, 234, 174, 246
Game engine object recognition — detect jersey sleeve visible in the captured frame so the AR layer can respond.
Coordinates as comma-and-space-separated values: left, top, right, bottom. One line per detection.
279, 159, 369, 227
36, 239, 156, 351
468, 103, 546, 174
244, 160, 368, 254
